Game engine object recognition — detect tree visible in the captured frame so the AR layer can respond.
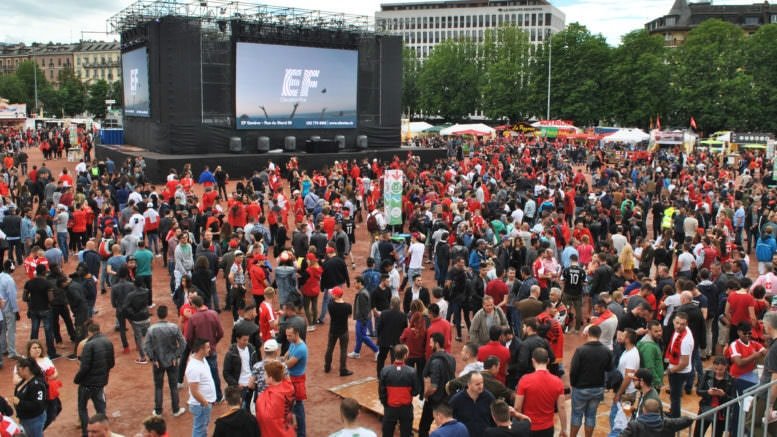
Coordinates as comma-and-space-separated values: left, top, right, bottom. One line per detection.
526, 23, 612, 125
0, 75, 26, 106
672, 19, 752, 133
605, 30, 671, 128
86, 80, 111, 118
479, 26, 532, 121
15, 60, 48, 112
110, 80, 123, 107
417, 39, 479, 120
401, 47, 421, 117
745, 24, 777, 133
58, 68, 87, 116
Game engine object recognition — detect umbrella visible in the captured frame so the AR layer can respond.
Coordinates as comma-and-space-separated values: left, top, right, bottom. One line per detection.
440, 123, 496, 136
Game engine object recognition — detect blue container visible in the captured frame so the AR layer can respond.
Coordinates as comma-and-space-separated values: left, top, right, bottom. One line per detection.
100, 129, 125, 145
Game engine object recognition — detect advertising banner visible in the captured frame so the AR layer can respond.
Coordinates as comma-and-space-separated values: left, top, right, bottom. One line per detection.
121, 48, 150, 117
384, 170, 404, 226
0, 103, 26, 119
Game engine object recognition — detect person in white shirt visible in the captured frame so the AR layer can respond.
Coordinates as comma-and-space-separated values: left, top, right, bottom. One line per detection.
186, 338, 218, 437
457, 343, 483, 377
128, 189, 143, 207
406, 233, 426, 281
611, 328, 641, 435
666, 312, 694, 418
676, 244, 696, 279
431, 287, 448, 321
129, 205, 146, 239
751, 264, 777, 297
329, 397, 377, 437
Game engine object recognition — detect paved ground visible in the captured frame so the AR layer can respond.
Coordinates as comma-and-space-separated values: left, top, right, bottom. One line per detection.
14, 148, 711, 436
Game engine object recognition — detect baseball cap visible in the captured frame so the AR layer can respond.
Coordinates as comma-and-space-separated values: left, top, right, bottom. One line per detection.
263, 339, 279, 352
234, 250, 244, 256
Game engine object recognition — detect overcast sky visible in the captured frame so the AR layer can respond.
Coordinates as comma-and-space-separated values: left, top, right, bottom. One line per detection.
0, 0, 764, 46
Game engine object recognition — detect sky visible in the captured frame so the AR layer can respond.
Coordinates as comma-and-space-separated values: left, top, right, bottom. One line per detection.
0, 0, 766, 46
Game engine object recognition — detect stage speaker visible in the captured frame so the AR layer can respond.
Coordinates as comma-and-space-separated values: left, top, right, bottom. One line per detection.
335, 135, 346, 150
257, 136, 270, 153
357, 135, 368, 149
284, 136, 296, 152
229, 137, 242, 153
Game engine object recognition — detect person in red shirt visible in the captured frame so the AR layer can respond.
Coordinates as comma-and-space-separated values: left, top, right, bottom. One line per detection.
258, 288, 278, 342
515, 348, 567, 437
724, 284, 756, 344
725, 322, 766, 385
200, 186, 218, 212
71, 203, 88, 250
300, 253, 322, 327
424, 304, 452, 359
23, 247, 48, 279
476, 326, 511, 384
248, 251, 269, 307
486, 277, 509, 310
256, 360, 296, 437
537, 302, 565, 362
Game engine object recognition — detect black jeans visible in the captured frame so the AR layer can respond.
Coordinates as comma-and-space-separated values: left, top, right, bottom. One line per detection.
406, 357, 426, 398
178, 344, 190, 384
206, 354, 223, 401
116, 313, 129, 349
418, 398, 441, 437
153, 364, 181, 414
377, 345, 395, 377
383, 404, 413, 437
50, 305, 75, 343
324, 331, 349, 373
138, 275, 153, 306
78, 385, 106, 437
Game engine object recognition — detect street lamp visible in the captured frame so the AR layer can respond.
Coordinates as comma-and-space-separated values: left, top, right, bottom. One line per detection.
546, 32, 551, 120
32, 45, 38, 115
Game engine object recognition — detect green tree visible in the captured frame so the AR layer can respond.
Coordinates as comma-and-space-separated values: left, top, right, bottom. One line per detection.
110, 80, 123, 107
745, 24, 777, 133
38, 85, 61, 117
479, 26, 532, 121
672, 19, 752, 133
417, 39, 479, 120
526, 23, 611, 125
401, 47, 421, 117
86, 79, 111, 118
58, 68, 87, 116
15, 60, 48, 112
0, 75, 26, 106
606, 30, 671, 128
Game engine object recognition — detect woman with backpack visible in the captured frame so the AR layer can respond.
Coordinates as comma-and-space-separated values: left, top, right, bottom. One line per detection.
12, 358, 48, 437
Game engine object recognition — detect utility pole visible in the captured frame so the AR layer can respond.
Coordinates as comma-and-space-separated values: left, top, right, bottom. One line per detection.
546, 34, 552, 121
32, 45, 38, 115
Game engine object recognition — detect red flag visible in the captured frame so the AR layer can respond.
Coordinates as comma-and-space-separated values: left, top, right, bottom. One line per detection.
656, 114, 661, 130
690, 116, 697, 130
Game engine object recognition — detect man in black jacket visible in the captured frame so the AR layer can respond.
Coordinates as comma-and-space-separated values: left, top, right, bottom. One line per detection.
212, 386, 259, 437
446, 257, 471, 342
419, 332, 456, 437
515, 317, 555, 383
403, 274, 430, 314
318, 246, 350, 324
589, 254, 613, 297
222, 332, 259, 411
111, 266, 135, 354
377, 296, 408, 376
569, 325, 613, 437
1, 204, 22, 265
59, 275, 89, 360
74, 322, 115, 437
122, 278, 151, 365
379, 344, 419, 437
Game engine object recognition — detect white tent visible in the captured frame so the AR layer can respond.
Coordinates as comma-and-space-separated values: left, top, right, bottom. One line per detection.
439, 123, 496, 136
530, 121, 582, 133
402, 121, 434, 137
603, 128, 650, 143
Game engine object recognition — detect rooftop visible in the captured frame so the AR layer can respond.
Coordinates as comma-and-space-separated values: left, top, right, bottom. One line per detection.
381, 0, 553, 10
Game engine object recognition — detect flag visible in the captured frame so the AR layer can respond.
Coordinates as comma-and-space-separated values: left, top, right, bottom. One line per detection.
384, 170, 404, 226
690, 116, 697, 130
649, 116, 654, 130
656, 114, 661, 131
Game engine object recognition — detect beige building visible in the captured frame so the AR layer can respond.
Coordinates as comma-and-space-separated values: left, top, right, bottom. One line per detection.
30, 43, 77, 86
73, 41, 121, 84
0, 44, 32, 77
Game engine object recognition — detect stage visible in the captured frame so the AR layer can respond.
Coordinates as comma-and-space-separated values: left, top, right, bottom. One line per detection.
95, 143, 448, 183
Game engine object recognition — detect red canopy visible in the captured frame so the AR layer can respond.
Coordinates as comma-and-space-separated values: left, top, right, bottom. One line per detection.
456, 129, 491, 136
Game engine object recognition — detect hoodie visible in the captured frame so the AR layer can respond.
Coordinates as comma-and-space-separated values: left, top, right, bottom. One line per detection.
620, 413, 692, 437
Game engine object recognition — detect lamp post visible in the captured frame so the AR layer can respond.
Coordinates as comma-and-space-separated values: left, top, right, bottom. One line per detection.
546, 33, 551, 121
32, 45, 38, 115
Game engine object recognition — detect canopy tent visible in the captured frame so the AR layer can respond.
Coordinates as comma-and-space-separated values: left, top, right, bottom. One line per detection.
401, 121, 433, 137
530, 120, 582, 133
422, 123, 452, 134
602, 128, 650, 144
742, 143, 767, 149
439, 123, 496, 136
700, 139, 724, 145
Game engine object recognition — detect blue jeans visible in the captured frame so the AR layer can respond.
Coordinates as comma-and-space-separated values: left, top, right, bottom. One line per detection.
20, 411, 46, 437
189, 403, 212, 437
205, 354, 222, 402
669, 372, 688, 418
56, 232, 68, 262
293, 401, 306, 437
571, 387, 604, 428
685, 346, 702, 391
29, 310, 56, 357
608, 401, 624, 437
509, 306, 522, 337
317, 288, 332, 323
353, 319, 378, 354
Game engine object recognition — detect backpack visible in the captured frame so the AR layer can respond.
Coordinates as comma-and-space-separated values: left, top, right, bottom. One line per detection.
367, 211, 379, 234
98, 238, 113, 260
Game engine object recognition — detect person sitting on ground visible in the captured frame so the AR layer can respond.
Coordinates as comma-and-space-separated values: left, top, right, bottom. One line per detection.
619, 398, 692, 437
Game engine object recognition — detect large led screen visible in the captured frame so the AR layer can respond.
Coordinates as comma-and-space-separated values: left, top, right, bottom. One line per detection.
121, 48, 150, 117
235, 43, 358, 129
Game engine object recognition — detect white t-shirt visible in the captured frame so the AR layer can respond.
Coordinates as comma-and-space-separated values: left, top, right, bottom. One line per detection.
612, 234, 628, 256
186, 356, 217, 405
408, 242, 425, 269
329, 428, 377, 437
238, 346, 251, 386
669, 328, 694, 374
677, 252, 695, 272
598, 316, 619, 350
618, 347, 640, 394
128, 191, 143, 206
663, 294, 682, 326
129, 213, 145, 238
436, 299, 448, 321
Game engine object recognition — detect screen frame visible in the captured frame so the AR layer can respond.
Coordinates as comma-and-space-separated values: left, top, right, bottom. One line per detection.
233, 41, 359, 130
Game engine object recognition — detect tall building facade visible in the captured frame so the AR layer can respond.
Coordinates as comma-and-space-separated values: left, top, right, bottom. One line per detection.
646, 0, 777, 47
375, 0, 566, 59
73, 41, 121, 84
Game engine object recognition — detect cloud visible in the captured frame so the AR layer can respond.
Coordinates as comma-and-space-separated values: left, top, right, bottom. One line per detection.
0, 0, 128, 43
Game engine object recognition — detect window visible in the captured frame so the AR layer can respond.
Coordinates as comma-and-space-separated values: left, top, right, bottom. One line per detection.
466, 15, 471, 27
531, 28, 536, 41
745, 16, 759, 26
546, 14, 552, 26
512, 14, 517, 25
537, 14, 543, 26
771, 15, 777, 23
76, 58, 80, 66
665, 16, 676, 26
478, 15, 483, 27
422, 31, 427, 43
531, 14, 537, 26
524, 14, 530, 26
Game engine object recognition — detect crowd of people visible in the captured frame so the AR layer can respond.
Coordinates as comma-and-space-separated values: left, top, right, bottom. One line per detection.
0, 124, 777, 437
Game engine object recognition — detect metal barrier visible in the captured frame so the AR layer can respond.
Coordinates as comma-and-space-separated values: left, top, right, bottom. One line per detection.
684, 378, 777, 437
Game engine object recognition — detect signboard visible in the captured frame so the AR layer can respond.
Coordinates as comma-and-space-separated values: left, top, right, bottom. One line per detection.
654, 130, 684, 145
384, 170, 404, 226
732, 132, 773, 144
0, 103, 27, 120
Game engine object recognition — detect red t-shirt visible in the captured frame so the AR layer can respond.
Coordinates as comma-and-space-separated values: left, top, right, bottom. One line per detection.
477, 341, 510, 384
725, 339, 764, 378
425, 318, 452, 359
485, 279, 509, 306
259, 301, 277, 342
728, 291, 755, 326
517, 369, 564, 431
249, 263, 267, 296
72, 209, 88, 233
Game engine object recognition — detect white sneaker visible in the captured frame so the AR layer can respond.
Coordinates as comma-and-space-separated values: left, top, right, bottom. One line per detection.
151, 410, 161, 417
177, 383, 184, 390
374, 351, 379, 361
173, 407, 186, 417
306, 325, 316, 332
347, 352, 360, 359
